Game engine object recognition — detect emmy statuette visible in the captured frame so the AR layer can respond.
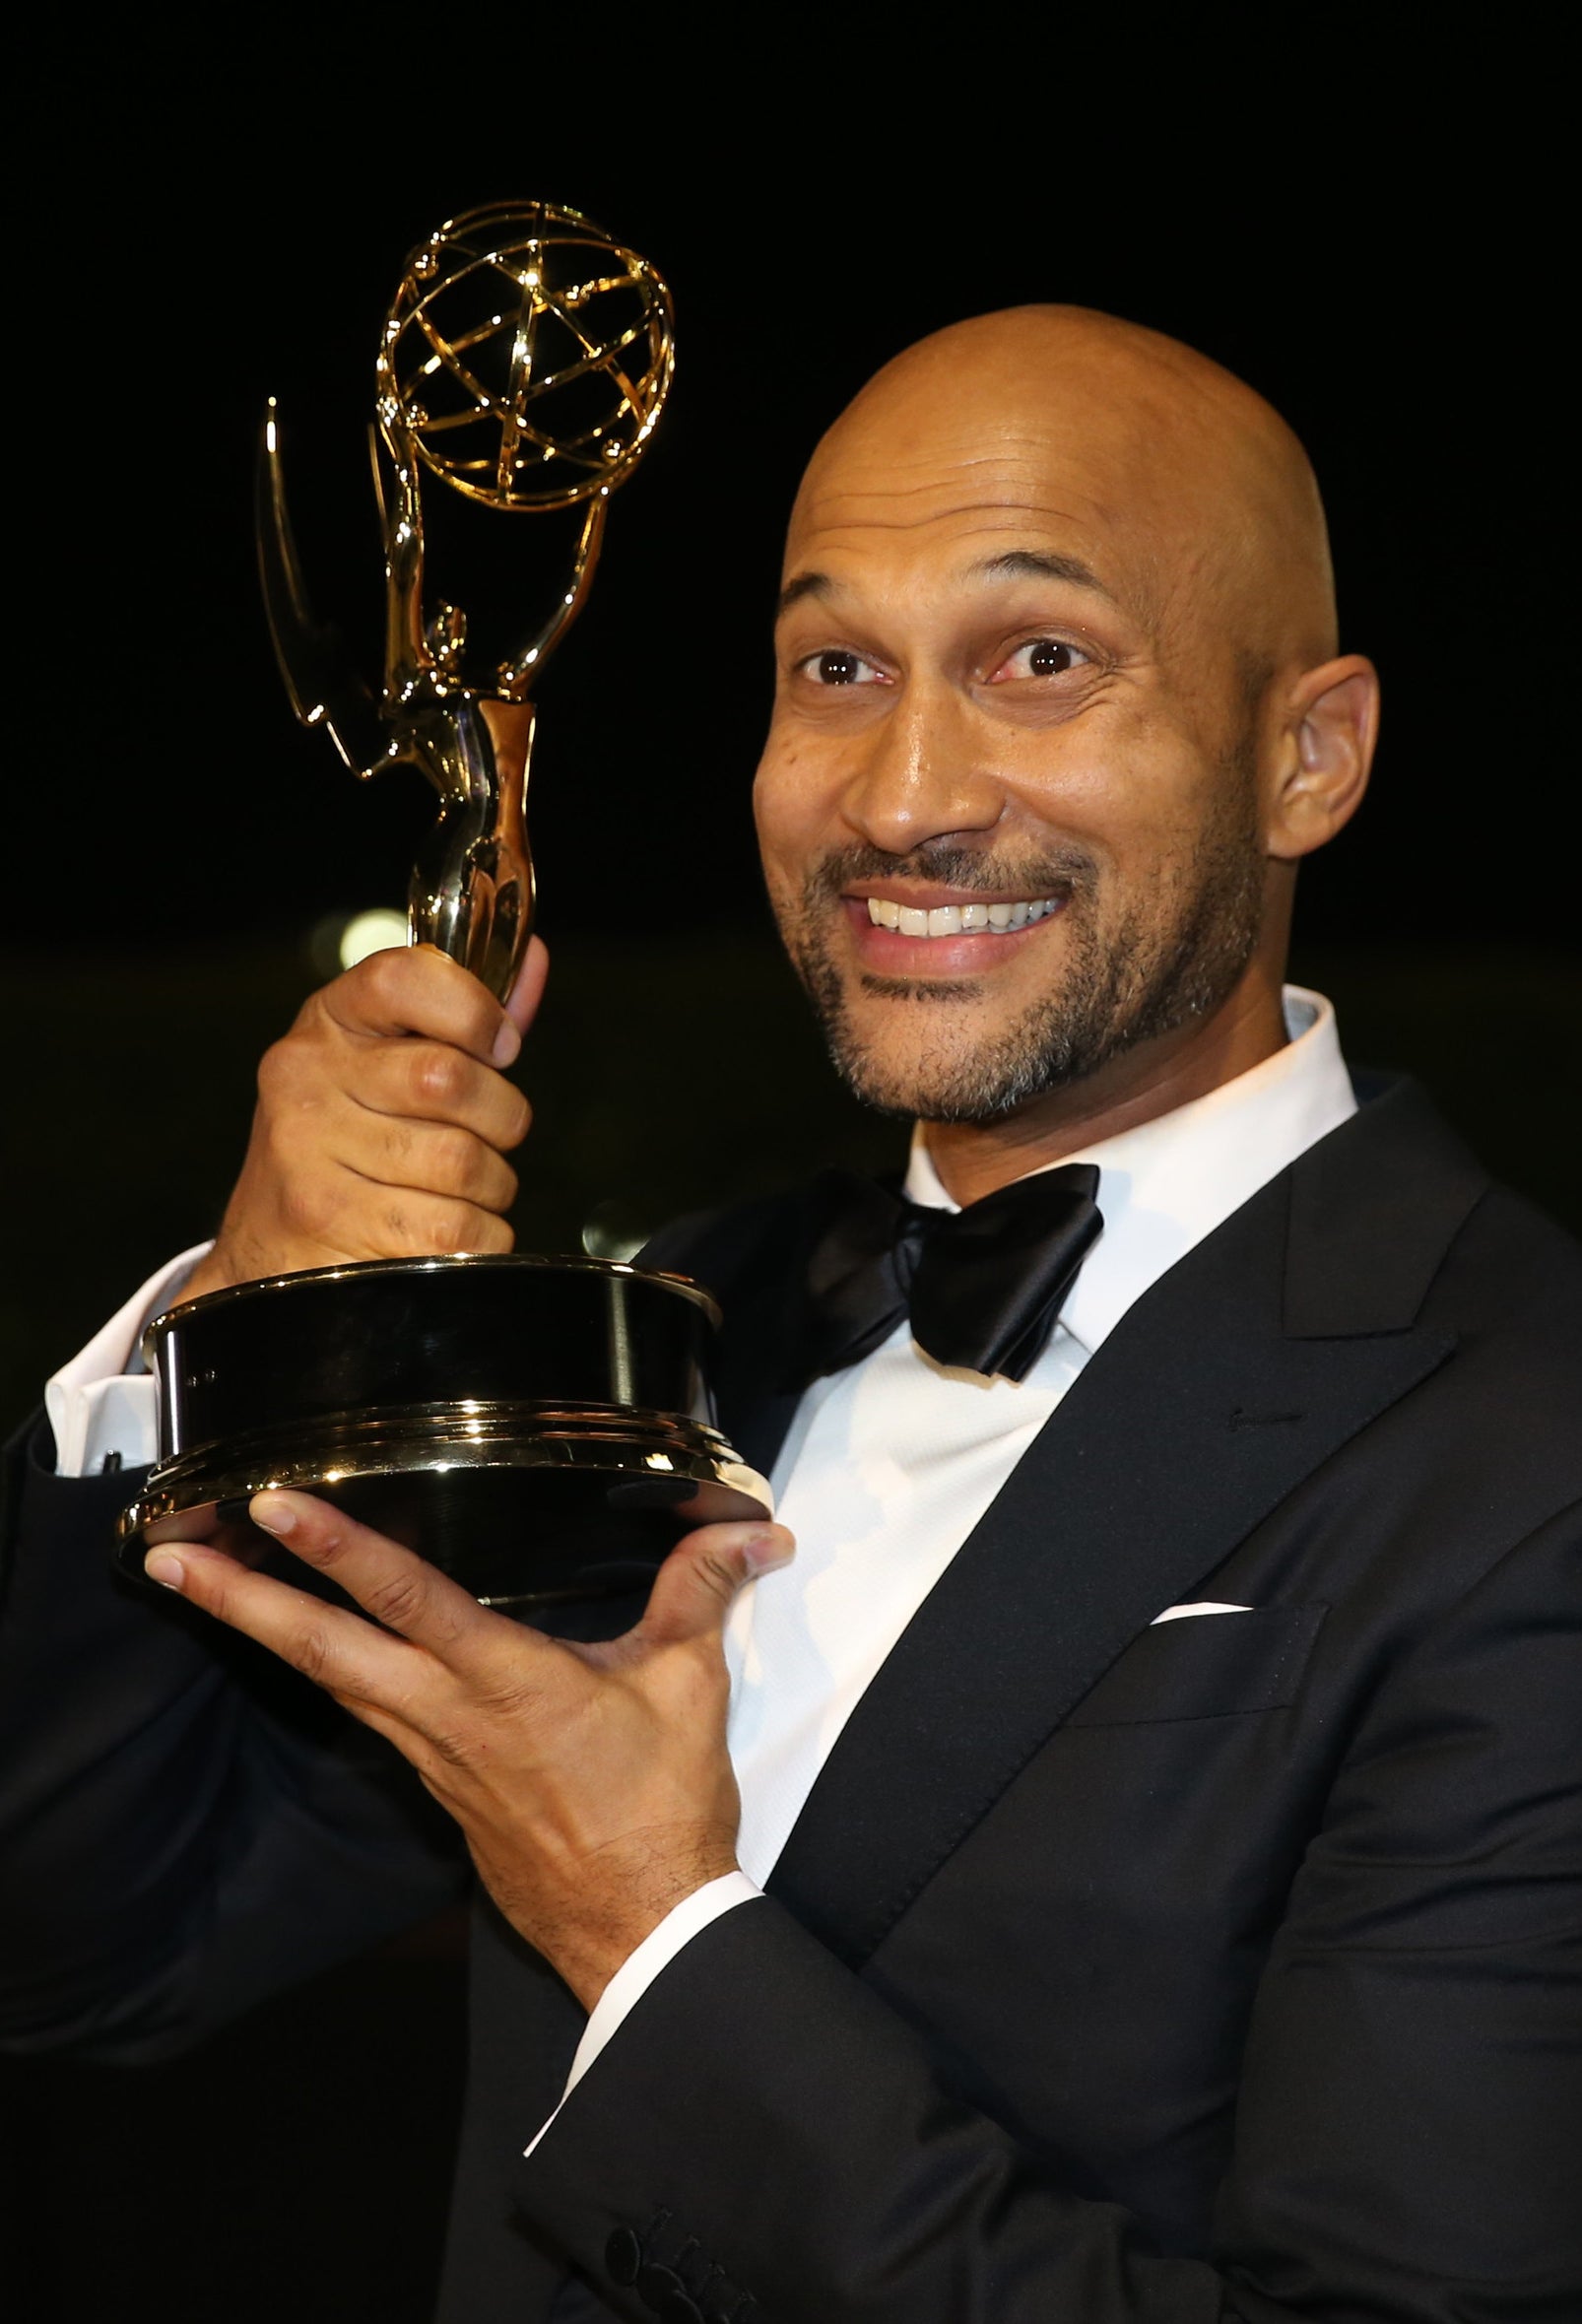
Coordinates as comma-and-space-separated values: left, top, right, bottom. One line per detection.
116, 204, 771, 1614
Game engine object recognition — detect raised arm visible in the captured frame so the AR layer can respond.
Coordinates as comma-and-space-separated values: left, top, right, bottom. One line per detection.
0, 938, 545, 2057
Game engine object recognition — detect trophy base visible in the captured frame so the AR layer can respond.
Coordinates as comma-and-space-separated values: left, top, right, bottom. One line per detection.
114, 1252, 771, 1621
116, 1402, 772, 1617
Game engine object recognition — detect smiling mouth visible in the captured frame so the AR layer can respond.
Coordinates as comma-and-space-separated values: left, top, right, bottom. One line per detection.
861, 895, 1064, 937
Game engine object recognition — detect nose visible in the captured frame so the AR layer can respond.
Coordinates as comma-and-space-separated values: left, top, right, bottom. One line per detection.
839, 676, 1005, 856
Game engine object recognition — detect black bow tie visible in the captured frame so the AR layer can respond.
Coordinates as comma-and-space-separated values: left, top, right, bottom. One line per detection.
798, 1163, 1103, 1385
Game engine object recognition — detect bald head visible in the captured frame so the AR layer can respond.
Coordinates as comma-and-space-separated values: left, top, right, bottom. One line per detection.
790, 305, 1338, 681
757, 303, 1377, 1162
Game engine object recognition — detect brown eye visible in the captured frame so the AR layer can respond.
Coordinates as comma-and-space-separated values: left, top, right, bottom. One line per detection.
1027, 639, 1075, 676
990, 636, 1088, 684
796, 647, 886, 687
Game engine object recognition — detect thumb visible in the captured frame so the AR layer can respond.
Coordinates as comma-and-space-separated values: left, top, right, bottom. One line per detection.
636, 1520, 795, 1650
504, 935, 550, 1038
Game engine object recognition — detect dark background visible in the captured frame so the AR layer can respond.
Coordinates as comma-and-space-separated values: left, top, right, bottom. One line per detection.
3, 42, 1575, 2323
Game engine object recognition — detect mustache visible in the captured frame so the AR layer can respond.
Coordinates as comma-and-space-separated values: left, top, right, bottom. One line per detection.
804, 839, 1099, 903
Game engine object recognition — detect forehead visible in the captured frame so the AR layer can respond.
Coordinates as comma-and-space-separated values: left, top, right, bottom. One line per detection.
783, 396, 1196, 630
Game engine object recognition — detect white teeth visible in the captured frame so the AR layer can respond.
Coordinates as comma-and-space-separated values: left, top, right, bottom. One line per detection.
866, 896, 1058, 936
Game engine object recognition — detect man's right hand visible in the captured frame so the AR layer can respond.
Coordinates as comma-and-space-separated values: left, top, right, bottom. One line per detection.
178, 936, 550, 1305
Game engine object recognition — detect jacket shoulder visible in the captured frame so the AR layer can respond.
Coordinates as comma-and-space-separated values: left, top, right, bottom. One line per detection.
638, 1180, 839, 1306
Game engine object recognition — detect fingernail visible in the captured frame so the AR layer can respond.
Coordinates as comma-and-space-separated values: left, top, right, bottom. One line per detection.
743, 1527, 794, 1575
144, 1550, 186, 1591
250, 1493, 297, 1537
492, 1021, 521, 1068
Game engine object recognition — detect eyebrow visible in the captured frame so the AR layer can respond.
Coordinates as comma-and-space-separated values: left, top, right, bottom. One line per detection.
776, 570, 835, 618
968, 549, 1113, 597
775, 547, 1115, 621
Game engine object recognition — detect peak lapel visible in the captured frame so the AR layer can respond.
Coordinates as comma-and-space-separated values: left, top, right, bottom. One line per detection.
765, 1081, 1479, 1968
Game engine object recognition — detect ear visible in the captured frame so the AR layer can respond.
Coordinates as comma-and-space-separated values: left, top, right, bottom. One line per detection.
1266, 654, 1380, 862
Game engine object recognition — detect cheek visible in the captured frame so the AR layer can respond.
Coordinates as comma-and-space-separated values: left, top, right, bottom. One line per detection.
999, 709, 1223, 866
752, 733, 834, 865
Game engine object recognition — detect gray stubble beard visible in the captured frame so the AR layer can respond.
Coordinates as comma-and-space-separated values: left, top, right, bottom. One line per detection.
777, 780, 1267, 1127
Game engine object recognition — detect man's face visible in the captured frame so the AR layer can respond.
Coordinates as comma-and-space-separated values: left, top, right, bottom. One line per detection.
753, 372, 1274, 1124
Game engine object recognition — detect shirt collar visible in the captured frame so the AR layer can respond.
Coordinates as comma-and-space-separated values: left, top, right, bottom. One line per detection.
903, 986, 1357, 1358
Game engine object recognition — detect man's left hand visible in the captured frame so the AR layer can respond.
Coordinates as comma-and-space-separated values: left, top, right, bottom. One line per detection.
143, 1494, 794, 2008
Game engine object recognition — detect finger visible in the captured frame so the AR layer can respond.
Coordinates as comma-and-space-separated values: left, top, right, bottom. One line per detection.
143, 1537, 421, 1706
248, 1490, 512, 1667
323, 944, 522, 1068
289, 1167, 516, 1260
632, 1522, 795, 1651
354, 1038, 532, 1150
334, 1113, 520, 1215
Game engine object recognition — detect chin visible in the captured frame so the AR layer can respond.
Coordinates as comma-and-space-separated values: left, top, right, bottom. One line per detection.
827, 1015, 1052, 1126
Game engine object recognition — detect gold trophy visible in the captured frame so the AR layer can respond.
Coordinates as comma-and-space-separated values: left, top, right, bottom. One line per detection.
116, 204, 771, 1614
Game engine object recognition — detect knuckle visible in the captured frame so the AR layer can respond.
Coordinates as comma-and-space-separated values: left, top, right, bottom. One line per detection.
472, 1661, 543, 1723
419, 1201, 478, 1255
379, 1199, 424, 1251
255, 1039, 297, 1103
355, 946, 408, 1009
647, 1635, 729, 1714
411, 1045, 467, 1111
378, 1118, 417, 1170
426, 1723, 483, 1771
689, 1654, 732, 1712
280, 1178, 334, 1239
695, 1546, 745, 1600
430, 1126, 482, 1194
295, 1626, 337, 1688
364, 1568, 428, 1633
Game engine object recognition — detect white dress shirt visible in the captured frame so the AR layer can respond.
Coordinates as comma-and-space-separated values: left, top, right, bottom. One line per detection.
42, 989, 1358, 2153
44, 1243, 210, 1479
527, 986, 1357, 2135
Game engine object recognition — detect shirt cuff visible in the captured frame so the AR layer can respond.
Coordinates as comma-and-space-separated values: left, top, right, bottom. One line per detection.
43, 1243, 214, 1478
522, 1872, 762, 2160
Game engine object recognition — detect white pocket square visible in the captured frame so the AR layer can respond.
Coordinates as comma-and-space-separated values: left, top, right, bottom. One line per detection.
1150, 1601, 1254, 1626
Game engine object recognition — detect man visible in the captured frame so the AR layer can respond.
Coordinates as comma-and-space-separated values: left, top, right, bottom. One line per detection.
3, 307, 1578, 2321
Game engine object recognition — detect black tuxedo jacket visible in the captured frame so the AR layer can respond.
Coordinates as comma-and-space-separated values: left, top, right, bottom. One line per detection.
2, 1077, 1579, 2323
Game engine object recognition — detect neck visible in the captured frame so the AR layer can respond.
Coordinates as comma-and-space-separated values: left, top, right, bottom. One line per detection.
924, 959, 1290, 1207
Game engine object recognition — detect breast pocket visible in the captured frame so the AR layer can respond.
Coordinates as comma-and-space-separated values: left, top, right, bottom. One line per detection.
1063, 1602, 1328, 1726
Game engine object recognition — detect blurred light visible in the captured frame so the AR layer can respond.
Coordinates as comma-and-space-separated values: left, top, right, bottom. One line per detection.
338, 908, 410, 971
